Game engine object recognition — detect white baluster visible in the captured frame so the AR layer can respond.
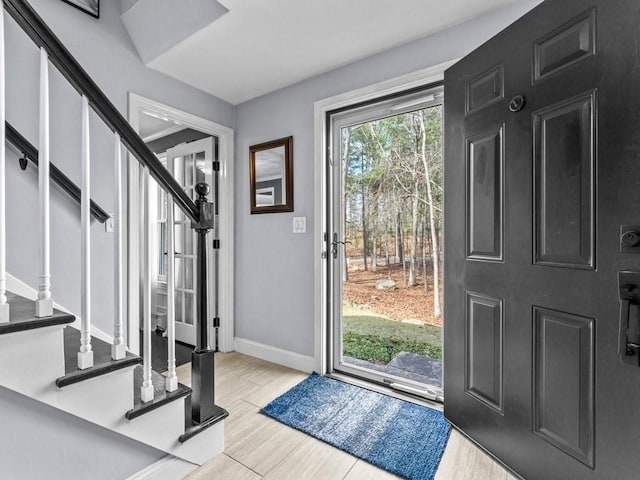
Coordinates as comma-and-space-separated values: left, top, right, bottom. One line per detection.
0, 9, 7, 324
141, 168, 154, 402
36, 47, 52, 318
165, 194, 177, 392
112, 134, 126, 360
78, 95, 93, 369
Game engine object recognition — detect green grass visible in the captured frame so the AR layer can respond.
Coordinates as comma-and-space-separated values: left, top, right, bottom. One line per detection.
342, 306, 442, 364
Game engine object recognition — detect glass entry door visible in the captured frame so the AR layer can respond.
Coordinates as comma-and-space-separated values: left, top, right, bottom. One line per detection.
164, 137, 214, 346
328, 86, 444, 402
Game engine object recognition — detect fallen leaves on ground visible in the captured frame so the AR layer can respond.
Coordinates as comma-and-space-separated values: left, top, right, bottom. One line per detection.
343, 262, 442, 328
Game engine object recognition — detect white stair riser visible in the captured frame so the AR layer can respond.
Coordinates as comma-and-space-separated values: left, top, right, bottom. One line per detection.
120, 398, 186, 452
54, 367, 134, 427
0, 325, 65, 395
172, 420, 225, 465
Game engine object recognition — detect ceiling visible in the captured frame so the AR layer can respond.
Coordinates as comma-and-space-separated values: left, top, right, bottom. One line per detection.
146, 0, 528, 105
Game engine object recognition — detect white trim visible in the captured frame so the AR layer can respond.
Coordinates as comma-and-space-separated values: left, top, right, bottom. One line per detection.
141, 123, 184, 143
313, 61, 456, 374
127, 94, 235, 353
125, 456, 197, 480
234, 337, 315, 373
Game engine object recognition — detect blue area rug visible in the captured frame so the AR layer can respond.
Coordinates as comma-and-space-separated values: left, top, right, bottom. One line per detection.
261, 373, 450, 480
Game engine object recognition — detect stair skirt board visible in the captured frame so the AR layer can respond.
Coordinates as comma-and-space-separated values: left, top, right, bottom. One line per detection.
0, 386, 167, 480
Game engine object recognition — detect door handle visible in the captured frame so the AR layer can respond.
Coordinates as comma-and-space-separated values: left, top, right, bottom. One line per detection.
331, 233, 351, 259
618, 272, 640, 362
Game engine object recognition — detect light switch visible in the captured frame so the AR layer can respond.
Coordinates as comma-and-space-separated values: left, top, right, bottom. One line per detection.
293, 217, 306, 233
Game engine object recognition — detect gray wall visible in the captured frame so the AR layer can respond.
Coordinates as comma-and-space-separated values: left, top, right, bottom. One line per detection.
234, 0, 543, 357
0, 386, 165, 479
4, 0, 233, 337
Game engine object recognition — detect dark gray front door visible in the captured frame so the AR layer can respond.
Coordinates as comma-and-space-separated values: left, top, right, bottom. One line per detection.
444, 0, 640, 478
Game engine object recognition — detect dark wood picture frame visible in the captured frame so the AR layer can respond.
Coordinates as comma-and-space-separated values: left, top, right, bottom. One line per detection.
249, 136, 294, 214
61, 0, 99, 19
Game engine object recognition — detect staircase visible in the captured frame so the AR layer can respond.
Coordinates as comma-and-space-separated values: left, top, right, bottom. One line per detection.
0, 0, 226, 472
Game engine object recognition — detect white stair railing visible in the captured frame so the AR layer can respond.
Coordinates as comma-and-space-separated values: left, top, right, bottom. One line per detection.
3, 0, 218, 421
36, 47, 52, 318
0, 8, 8, 324
141, 168, 154, 402
166, 194, 177, 392
112, 133, 126, 360
78, 95, 93, 369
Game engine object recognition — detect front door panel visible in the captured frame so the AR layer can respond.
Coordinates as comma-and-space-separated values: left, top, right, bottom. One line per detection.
444, 0, 640, 478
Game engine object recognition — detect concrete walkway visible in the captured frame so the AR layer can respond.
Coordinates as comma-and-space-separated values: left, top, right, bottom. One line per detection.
343, 351, 442, 388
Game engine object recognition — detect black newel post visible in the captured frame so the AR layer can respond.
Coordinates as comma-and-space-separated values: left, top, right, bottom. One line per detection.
191, 182, 216, 424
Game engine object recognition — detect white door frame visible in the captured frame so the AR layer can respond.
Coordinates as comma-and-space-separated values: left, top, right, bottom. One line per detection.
127, 93, 235, 353
312, 61, 456, 374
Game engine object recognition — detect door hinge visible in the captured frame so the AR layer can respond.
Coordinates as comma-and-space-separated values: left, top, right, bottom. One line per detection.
213, 161, 220, 172
213, 239, 220, 249
213, 317, 220, 328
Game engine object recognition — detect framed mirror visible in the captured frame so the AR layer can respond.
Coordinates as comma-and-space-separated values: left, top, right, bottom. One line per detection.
249, 136, 294, 214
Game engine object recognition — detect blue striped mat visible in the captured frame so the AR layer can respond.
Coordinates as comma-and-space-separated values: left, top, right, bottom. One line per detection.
261, 373, 450, 480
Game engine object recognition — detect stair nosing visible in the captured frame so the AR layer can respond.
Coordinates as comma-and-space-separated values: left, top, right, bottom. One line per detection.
125, 383, 192, 420
56, 355, 142, 388
0, 313, 75, 335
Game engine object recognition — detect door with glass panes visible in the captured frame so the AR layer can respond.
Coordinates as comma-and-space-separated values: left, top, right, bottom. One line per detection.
163, 137, 214, 346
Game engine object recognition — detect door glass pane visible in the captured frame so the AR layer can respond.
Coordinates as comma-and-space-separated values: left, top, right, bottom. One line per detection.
185, 153, 195, 186
184, 258, 194, 290
185, 292, 194, 325
175, 291, 183, 323
174, 224, 183, 255
175, 206, 184, 223
158, 223, 167, 276
175, 257, 184, 289
195, 151, 206, 185
183, 227, 193, 255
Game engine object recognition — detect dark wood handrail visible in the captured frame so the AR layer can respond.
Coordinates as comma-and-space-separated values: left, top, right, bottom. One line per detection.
6, 122, 110, 223
3, 0, 199, 223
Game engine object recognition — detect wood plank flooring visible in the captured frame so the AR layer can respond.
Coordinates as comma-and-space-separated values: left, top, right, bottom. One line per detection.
177, 352, 517, 480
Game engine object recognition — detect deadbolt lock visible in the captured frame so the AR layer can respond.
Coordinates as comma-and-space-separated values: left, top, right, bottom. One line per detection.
620, 225, 640, 252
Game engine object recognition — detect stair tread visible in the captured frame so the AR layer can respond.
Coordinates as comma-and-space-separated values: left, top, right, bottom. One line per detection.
56, 327, 141, 387
0, 292, 74, 335
125, 365, 191, 420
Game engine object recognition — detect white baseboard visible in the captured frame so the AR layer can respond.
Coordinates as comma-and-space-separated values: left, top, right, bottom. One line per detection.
234, 337, 315, 373
6, 272, 115, 345
125, 456, 198, 480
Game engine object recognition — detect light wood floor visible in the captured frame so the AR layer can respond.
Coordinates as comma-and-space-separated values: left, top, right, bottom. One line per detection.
175, 352, 517, 480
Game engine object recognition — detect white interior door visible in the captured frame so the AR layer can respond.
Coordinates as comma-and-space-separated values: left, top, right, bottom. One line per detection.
166, 137, 214, 346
